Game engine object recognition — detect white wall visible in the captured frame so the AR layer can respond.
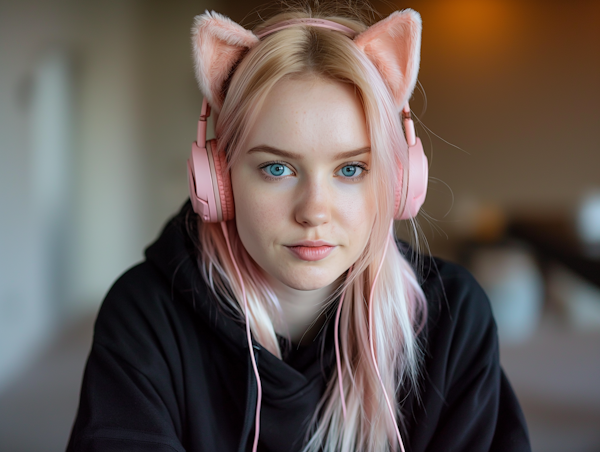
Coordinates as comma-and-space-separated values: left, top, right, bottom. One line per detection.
0, 0, 145, 391
0, 0, 219, 394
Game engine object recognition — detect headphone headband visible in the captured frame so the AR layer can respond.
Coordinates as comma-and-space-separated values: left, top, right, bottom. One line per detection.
255, 18, 357, 39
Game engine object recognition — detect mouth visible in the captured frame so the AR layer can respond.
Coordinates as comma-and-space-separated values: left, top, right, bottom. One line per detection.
284, 242, 336, 262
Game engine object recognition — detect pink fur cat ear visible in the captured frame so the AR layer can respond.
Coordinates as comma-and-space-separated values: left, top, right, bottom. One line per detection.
354, 9, 422, 110
192, 11, 259, 112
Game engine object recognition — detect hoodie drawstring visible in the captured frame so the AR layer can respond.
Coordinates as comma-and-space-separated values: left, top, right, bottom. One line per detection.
238, 345, 260, 452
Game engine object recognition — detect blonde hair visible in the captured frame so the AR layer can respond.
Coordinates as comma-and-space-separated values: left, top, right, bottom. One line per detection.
196, 5, 427, 451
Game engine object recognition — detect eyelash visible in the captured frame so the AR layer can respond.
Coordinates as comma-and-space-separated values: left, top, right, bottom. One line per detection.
258, 160, 369, 182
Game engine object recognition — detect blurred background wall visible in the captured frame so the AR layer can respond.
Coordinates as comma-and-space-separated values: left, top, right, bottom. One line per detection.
0, 0, 598, 451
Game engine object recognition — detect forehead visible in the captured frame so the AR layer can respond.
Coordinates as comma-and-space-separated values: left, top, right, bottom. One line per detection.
244, 76, 370, 157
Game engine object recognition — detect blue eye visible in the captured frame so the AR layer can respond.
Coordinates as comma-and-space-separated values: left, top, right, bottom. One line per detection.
338, 165, 363, 178
263, 163, 292, 177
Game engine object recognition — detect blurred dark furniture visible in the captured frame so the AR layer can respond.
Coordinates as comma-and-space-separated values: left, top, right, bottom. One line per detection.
508, 217, 600, 290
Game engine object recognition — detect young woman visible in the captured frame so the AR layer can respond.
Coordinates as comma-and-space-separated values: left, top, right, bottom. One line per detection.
67, 4, 531, 452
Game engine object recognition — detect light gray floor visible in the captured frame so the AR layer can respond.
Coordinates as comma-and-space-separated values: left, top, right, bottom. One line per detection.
501, 320, 600, 452
0, 314, 599, 452
0, 315, 94, 452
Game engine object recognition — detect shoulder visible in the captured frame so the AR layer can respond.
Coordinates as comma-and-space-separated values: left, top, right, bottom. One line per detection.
421, 256, 496, 337
398, 243, 499, 396
397, 240, 495, 339
421, 254, 497, 368
96, 261, 171, 331
93, 261, 197, 368
68, 262, 194, 451
400, 250, 533, 450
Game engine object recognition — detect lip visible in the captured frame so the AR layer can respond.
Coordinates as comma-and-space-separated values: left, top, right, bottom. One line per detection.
286, 245, 335, 261
287, 239, 335, 247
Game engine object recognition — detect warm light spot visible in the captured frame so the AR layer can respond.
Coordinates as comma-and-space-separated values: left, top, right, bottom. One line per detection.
425, 0, 519, 60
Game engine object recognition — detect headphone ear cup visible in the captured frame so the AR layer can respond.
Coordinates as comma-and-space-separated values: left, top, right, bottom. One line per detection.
188, 98, 235, 222
395, 137, 428, 220
187, 137, 235, 222
188, 138, 219, 222
208, 139, 235, 221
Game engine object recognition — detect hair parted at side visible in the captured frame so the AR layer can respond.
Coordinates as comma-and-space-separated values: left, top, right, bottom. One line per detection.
189, 2, 427, 451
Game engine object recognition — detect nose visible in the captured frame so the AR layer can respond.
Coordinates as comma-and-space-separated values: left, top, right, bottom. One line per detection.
294, 175, 331, 227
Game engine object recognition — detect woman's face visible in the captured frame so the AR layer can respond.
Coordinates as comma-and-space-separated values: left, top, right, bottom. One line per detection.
231, 76, 375, 291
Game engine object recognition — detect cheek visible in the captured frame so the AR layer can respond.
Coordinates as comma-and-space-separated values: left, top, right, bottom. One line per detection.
232, 169, 288, 245
237, 199, 285, 241
336, 186, 376, 238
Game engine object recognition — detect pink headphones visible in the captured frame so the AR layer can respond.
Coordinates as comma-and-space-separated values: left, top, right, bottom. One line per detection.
187, 97, 428, 222
187, 18, 428, 223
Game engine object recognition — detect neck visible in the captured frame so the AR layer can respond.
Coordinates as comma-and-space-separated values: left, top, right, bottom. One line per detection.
266, 274, 343, 345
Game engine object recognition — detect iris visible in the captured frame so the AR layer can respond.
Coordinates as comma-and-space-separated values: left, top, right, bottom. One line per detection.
268, 164, 286, 176
341, 166, 357, 177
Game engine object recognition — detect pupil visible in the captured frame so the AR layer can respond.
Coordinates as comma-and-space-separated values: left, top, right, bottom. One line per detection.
343, 166, 356, 177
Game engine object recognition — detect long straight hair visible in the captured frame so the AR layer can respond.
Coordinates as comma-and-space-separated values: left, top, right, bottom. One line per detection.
195, 7, 427, 452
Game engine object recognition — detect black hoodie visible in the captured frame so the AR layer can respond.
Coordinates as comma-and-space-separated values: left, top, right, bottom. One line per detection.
66, 202, 531, 452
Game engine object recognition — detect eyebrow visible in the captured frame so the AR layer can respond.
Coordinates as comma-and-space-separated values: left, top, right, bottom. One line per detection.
247, 145, 371, 160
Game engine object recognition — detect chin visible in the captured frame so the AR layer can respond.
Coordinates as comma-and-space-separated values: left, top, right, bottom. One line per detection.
286, 280, 329, 291
278, 268, 340, 291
